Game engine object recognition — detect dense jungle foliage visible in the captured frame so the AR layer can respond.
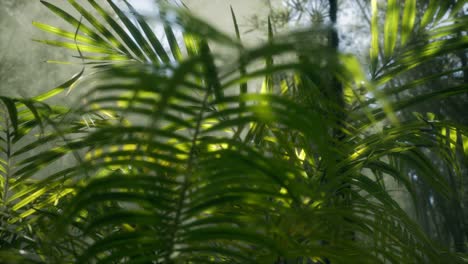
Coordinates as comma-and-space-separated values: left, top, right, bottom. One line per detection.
0, 0, 467, 263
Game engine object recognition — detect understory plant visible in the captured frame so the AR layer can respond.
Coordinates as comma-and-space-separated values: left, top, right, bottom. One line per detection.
0, 0, 467, 263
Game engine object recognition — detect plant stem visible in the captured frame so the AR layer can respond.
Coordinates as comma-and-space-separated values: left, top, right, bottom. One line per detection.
165, 87, 210, 263
2, 115, 11, 204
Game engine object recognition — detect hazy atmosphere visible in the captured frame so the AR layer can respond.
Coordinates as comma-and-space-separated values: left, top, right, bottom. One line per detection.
1, 1, 467, 263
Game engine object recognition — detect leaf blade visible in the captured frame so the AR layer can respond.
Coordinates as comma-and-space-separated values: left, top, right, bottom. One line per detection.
383, 0, 399, 59
401, 0, 416, 45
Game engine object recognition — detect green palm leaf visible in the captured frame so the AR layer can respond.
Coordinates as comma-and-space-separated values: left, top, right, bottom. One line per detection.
4, 0, 465, 262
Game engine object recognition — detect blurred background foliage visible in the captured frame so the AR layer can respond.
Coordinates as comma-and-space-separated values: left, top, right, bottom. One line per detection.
0, 0, 467, 263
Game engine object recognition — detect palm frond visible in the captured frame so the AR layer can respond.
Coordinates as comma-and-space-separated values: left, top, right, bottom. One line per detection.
1, 0, 465, 262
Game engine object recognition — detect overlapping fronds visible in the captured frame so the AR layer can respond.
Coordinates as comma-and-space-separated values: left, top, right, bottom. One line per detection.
0, 96, 77, 258
0, 0, 467, 263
